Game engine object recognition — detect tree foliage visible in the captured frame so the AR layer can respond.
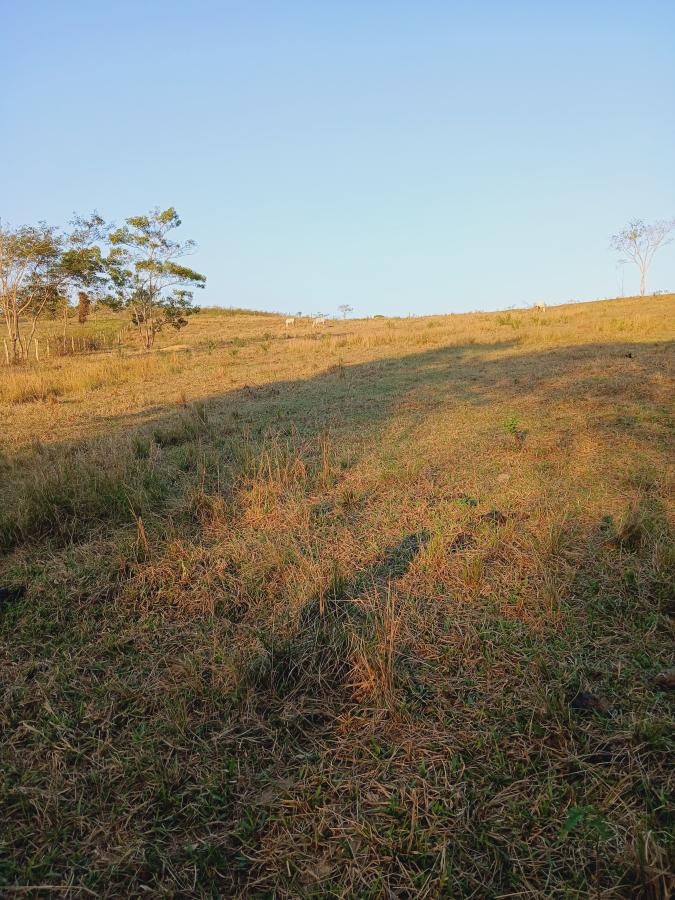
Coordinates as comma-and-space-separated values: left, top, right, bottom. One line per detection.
0, 222, 61, 360
107, 208, 205, 348
0, 207, 205, 361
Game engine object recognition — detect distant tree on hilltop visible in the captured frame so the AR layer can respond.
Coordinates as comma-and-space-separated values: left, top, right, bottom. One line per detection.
611, 218, 675, 296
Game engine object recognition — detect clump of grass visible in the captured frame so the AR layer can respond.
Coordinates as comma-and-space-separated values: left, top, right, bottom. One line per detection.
0, 355, 172, 405
496, 312, 521, 328
348, 585, 402, 706
1, 443, 170, 550
615, 501, 650, 551
0, 371, 64, 404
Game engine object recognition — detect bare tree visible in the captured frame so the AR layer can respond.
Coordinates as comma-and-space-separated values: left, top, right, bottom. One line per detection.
338, 303, 354, 319
610, 218, 675, 296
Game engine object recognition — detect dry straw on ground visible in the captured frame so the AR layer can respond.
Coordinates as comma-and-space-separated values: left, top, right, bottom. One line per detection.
1, 295, 673, 897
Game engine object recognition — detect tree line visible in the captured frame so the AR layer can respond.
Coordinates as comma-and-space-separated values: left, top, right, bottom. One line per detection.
3, 208, 671, 364
0, 207, 205, 362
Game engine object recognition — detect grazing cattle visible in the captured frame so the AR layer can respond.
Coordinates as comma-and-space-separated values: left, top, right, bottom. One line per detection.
533, 303, 546, 312
313, 316, 328, 328
285, 317, 295, 327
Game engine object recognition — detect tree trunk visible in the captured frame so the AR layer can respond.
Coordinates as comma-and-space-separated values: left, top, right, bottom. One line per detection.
639, 266, 646, 296
78, 291, 90, 324
10, 315, 24, 362
5, 303, 24, 362
25, 318, 40, 360
143, 309, 155, 349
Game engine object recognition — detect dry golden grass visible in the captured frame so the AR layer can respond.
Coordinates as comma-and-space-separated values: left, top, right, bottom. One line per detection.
0, 295, 673, 897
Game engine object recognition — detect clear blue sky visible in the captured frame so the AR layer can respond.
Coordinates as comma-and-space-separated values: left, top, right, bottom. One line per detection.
3, 1, 674, 315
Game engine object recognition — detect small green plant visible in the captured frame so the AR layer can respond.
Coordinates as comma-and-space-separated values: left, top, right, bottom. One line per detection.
503, 414, 520, 435
561, 805, 612, 841
502, 414, 527, 444
455, 494, 478, 508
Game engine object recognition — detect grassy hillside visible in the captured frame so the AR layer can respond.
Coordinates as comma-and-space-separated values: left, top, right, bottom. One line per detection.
1, 295, 674, 896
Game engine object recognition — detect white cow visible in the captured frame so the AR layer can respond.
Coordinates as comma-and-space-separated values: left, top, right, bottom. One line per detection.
533, 303, 546, 312
312, 316, 328, 328
285, 317, 295, 327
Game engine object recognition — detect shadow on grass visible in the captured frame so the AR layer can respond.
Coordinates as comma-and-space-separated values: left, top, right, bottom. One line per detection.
1, 335, 671, 555
0, 334, 673, 898
259, 530, 431, 699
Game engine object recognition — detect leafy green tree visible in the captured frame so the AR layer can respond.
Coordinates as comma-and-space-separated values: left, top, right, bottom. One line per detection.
59, 214, 109, 298
107, 208, 205, 348
0, 222, 60, 361
34, 213, 108, 350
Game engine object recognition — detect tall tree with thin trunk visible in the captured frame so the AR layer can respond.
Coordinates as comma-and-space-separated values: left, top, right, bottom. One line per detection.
0, 214, 108, 361
610, 218, 675, 296
34, 214, 108, 355
107, 208, 205, 349
0, 223, 60, 361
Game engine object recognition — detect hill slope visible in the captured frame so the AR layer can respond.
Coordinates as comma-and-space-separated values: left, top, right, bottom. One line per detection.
1, 295, 674, 896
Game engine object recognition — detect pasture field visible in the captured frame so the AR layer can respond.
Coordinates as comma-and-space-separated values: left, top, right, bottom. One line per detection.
1, 296, 674, 897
